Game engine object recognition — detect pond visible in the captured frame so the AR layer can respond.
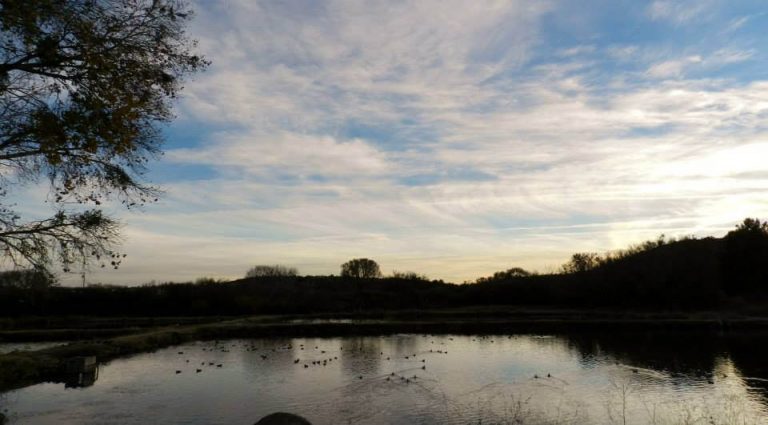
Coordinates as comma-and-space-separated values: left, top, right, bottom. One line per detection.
1, 332, 767, 424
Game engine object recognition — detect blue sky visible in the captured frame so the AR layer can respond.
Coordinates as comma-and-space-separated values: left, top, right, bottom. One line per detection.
51, 0, 768, 284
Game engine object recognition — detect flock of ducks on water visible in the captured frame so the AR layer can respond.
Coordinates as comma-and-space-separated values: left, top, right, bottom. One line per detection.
169, 335, 724, 386
170, 336, 454, 381
169, 336, 562, 383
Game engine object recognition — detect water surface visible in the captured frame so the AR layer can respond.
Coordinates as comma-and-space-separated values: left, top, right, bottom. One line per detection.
1, 332, 767, 424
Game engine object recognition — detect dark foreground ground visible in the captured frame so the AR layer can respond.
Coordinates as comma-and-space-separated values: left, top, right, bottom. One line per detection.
3, 307, 768, 392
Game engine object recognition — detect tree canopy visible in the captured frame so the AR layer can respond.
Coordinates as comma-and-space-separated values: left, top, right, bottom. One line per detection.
340, 258, 381, 279
245, 265, 299, 278
0, 0, 206, 272
560, 252, 601, 274
475, 267, 531, 283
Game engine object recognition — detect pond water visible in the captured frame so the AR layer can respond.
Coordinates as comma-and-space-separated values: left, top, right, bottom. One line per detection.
1, 332, 767, 425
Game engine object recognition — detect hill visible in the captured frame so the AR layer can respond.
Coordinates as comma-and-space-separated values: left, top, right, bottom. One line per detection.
1, 218, 767, 316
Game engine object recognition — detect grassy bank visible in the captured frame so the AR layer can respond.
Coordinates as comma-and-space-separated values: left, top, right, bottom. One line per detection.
3, 308, 768, 392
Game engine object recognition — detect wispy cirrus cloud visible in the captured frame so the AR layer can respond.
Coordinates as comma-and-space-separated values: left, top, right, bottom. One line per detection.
646, 0, 715, 24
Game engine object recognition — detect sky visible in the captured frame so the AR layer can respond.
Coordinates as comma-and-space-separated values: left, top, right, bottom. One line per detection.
38, 0, 768, 285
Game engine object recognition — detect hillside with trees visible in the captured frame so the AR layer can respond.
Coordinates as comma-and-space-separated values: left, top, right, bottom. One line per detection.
1, 218, 767, 317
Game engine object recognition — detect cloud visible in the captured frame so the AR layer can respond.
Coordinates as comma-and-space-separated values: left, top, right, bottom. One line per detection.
646, 0, 714, 24
646, 56, 703, 79
167, 131, 392, 179
557, 45, 596, 57
723, 16, 751, 33
708, 49, 754, 65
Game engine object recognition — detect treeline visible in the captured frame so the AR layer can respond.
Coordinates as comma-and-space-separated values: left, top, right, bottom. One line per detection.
0, 275, 463, 316
470, 218, 768, 309
1, 218, 767, 316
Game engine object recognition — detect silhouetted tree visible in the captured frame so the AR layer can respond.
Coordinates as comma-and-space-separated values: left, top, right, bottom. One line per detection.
0, 0, 207, 273
476, 267, 531, 283
246, 265, 298, 278
722, 218, 768, 295
0, 268, 56, 289
561, 252, 601, 273
341, 258, 381, 278
391, 270, 429, 280
733, 218, 768, 234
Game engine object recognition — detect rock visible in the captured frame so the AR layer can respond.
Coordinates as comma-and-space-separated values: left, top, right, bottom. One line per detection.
255, 412, 312, 425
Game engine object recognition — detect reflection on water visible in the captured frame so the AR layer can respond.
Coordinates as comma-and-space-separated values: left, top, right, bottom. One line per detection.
1, 332, 768, 424
63, 356, 99, 389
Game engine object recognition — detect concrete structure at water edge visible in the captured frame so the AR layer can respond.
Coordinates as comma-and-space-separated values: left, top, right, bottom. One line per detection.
63, 356, 98, 388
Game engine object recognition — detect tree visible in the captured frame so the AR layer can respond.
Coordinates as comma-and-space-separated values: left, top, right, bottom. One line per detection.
561, 252, 601, 274
0, 268, 55, 289
731, 217, 768, 235
476, 267, 531, 283
0, 0, 207, 272
245, 265, 298, 278
340, 258, 381, 279
722, 218, 768, 295
391, 270, 428, 281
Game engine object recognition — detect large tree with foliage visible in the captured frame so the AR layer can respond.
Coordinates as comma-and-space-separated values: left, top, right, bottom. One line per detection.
0, 0, 206, 273
340, 258, 381, 279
